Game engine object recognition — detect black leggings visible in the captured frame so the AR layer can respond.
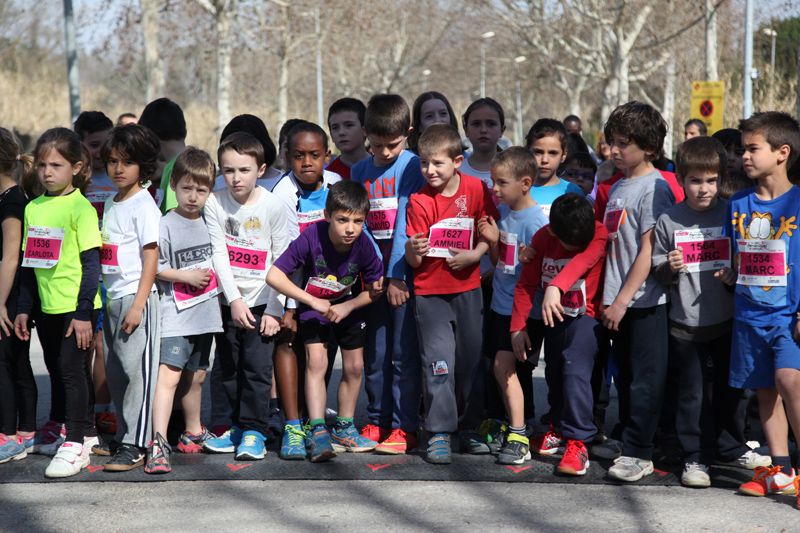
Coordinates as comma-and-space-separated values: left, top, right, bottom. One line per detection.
0, 332, 37, 435
38, 312, 98, 442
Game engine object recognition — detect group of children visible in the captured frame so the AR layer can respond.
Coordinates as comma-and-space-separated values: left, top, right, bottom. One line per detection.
2, 89, 800, 508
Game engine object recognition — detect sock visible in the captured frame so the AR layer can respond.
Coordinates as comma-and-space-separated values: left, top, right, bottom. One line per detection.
308, 418, 325, 428
269, 398, 280, 411
286, 419, 301, 428
772, 455, 793, 474
335, 417, 354, 429
508, 425, 526, 437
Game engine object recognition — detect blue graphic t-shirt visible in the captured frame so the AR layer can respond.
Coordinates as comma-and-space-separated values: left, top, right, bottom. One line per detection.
530, 178, 584, 218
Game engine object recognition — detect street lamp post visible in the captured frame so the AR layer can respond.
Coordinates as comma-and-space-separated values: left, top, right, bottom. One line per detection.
763, 27, 777, 109
514, 55, 527, 145
743, 0, 754, 118
480, 31, 495, 98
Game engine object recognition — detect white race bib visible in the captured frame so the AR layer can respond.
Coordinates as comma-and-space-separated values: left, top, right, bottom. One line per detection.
737, 239, 787, 287
225, 234, 269, 280
674, 227, 730, 273
427, 217, 474, 259
22, 226, 64, 269
541, 257, 587, 317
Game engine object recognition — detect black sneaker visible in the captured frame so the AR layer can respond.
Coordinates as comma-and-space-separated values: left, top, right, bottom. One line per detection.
104, 443, 144, 472
91, 440, 119, 457
497, 433, 532, 465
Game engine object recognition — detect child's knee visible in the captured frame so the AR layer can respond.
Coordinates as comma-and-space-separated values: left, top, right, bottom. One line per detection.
493, 353, 515, 380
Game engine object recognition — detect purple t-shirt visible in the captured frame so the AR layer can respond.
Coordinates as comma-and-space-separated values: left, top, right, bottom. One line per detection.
273, 221, 383, 324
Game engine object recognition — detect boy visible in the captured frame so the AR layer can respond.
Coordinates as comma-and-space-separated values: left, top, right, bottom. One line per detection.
684, 119, 708, 140
138, 98, 187, 213
327, 98, 369, 180
145, 148, 223, 474
267, 181, 384, 462
723, 112, 800, 499
652, 136, 769, 488
405, 124, 497, 464
600, 101, 676, 482
202, 132, 289, 460
510, 194, 608, 474
351, 94, 426, 453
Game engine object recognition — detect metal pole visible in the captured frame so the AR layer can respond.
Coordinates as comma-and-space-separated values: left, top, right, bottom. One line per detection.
480, 43, 486, 99
63, 0, 80, 124
743, 0, 753, 118
315, 6, 324, 126
770, 30, 776, 109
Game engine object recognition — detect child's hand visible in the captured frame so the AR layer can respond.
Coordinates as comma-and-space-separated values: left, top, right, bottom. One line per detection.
369, 277, 386, 299
601, 301, 627, 332
518, 243, 536, 263
387, 279, 410, 307
13, 313, 30, 341
541, 285, 565, 327
511, 330, 531, 362
407, 233, 430, 257
477, 216, 499, 245
0, 304, 12, 338
715, 267, 737, 286
121, 305, 144, 334
260, 314, 281, 337
280, 309, 297, 333
310, 297, 331, 316
183, 268, 213, 289
231, 299, 257, 330
667, 249, 685, 273
326, 301, 353, 324
446, 248, 477, 271
67, 319, 93, 350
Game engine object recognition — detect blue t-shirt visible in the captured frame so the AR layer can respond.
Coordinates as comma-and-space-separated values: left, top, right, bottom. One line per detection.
724, 186, 800, 326
298, 183, 328, 213
273, 221, 384, 324
530, 178, 584, 218
491, 204, 549, 315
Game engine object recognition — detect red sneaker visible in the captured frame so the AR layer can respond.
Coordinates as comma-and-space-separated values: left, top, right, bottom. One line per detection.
95, 412, 118, 435
375, 429, 419, 455
360, 423, 388, 443
533, 429, 563, 455
739, 466, 796, 496
557, 439, 590, 475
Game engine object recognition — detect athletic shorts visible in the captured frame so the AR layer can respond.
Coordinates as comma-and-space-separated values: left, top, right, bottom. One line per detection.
160, 334, 214, 372
485, 310, 544, 362
297, 319, 366, 351
730, 320, 800, 388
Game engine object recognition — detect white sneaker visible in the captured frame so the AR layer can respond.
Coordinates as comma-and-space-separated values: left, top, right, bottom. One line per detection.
608, 455, 654, 482
720, 449, 772, 470
83, 436, 100, 454
45, 442, 90, 478
681, 462, 711, 487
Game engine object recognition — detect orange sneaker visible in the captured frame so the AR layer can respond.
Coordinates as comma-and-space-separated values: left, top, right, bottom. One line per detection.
360, 423, 388, 443
739, 466, 796, 496
375, 429, 419, 455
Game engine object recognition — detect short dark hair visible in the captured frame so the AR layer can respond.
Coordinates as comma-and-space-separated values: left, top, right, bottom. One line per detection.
171, 146, 216, 190
525, 118, 569, 153
676, 136, 727, 182
217, 131, 265, 167
566, 132, 589, 156
100, 124, 161, 182
325, 180, 370, 216
139, 98, 187, 141
417, 123, 462, 160
604, 101, 667, 160
220, 114, 277, 168
116, 112, 137, 126
491, 146, 538, 181
364, 94, 410, 138
462, 97, 506, 131
563, 115, 581, 126
73, 111, 113, 140
287, 122, 329, 153
564, 151, 597, 174
684, 118, 708, 136
278, 118, 308, 150
549, 193, 595, 249
328, 97, 366, 127
711, 128, 742, 151
739, 111, 800, 168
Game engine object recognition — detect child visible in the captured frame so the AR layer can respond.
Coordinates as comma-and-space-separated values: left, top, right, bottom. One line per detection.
509, 194, 608, 475
407, 92, 459, 155
712, 128, 751, 199
100, 124, 163, 472
201, 132, 289, 460
0, 128, 37, 464
13, 128, 102, 477
138, 97, 187, 213
562, 151, 597, 196
652, 136, 769, 488
213, 114, 282, 192
267, 180, 384, 462
405, 124, 497, 463
723, 112, 800, 500
145, 148, 223, 474
475, 147, 547, 463
461, 98, 505, 190
525, 119, 584, 217
600, 101, 675, 482
351, 94, 426, 454
327, 98, 369, 180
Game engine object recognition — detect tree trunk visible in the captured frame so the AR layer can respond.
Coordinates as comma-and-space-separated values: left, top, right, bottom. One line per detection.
276, 4, 290, 126
662, 55, 677, 157
704, 0, 719, 80
141, 0, 164, 102
216, 1, 234, 136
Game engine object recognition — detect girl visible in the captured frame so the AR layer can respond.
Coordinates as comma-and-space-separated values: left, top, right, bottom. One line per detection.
0, 128, 38, 464
14, 128, 102, 478
461, 97, 506, 190
408, 92, 458, 154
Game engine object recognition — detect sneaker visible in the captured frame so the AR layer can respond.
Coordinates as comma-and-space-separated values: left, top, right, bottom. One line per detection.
488, 430, 507, 455
332, 423, 378, 453
0, 434, 27, 464
104, 443, 145, 472
309, 425, 336, 463
425, 433, 452, 465
496, 433, 531, 465
739, 466, 797, 496
557, 439, 590, 476
83, 435, 100, 454
267, 407, 284, 441
235, 430, 266, 461
32, 420, 66, 456
681, 462, 711, 488
608, 456, 655, 482
375, 428, 419, 455
533, 429, 564, 456
45, 442, 89, 478
91, 440, 118, 457
203, 426, 242, 453
176, 427, 212, 454
95, 411, 118, 435
360, 423, 388, 443
19, 433, 34, 453
475, 419, 507, 454
591, 438, 623, 460
325, 408, 338, 424
279, 424, 307, 460
144, 434, 172, 474
459, 430, 491, 455
720, 449, 772, 470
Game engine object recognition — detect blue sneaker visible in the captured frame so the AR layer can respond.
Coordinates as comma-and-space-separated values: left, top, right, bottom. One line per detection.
0, 434, 27, 464
331, 423, 378, 453
309, 425, 336, 463
425, 433, 452, 465
235, 430, 266, 460
279, 424, 307, 460
203, 426, 242, 453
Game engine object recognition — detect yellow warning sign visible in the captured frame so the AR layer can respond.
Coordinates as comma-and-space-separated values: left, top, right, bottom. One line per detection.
690, 81, 725, 134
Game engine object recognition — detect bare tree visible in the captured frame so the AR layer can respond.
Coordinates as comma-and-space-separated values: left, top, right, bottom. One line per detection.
141, 0, 165, 102
195, 0, 237, 135
705, 0, 719, 80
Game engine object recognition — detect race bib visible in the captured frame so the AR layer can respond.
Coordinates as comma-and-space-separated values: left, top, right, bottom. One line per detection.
297, 209, 325, 234
304, 276, 353, 301
427, 217, 474, 259
367, 197, 398, 239
173, 262, 219, 311
497, 231, 518, 274
674, 227, 730, 273
226, 234, 269, 279
100, 238, 121, 274
22, 226, 64, 269
737, 239, 787, 287
541, 256, 587, 317
603, 198, 626, 238
540, 204, 552, 218
85, 189, 115, 224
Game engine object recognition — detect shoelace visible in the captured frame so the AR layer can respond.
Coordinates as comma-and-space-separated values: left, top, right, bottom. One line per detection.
565, 440, 585, 456
793, 477, 800, 508
749, 465, 782, 483
285, 426, 305, 446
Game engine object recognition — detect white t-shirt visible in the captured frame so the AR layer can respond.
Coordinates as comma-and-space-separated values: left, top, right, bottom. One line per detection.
461, 152, 493, 189
101, 188, 161, 299
213, 166, 285, 192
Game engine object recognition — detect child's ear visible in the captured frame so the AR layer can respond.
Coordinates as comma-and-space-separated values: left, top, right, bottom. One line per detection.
406, 127, 413, 137
323, 209, 331, 221
72, 160, 84, 176
258, 163, 267, 176
521, 175, 533, 190
453, 154, 464, 168
778, 144, 791, 165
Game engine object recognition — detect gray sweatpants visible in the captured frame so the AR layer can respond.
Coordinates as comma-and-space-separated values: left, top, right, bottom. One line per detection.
415, 288, 483, 434
104, 291, 160, 448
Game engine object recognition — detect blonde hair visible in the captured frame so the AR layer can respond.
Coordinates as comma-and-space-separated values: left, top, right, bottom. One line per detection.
0, 127, 38, 198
